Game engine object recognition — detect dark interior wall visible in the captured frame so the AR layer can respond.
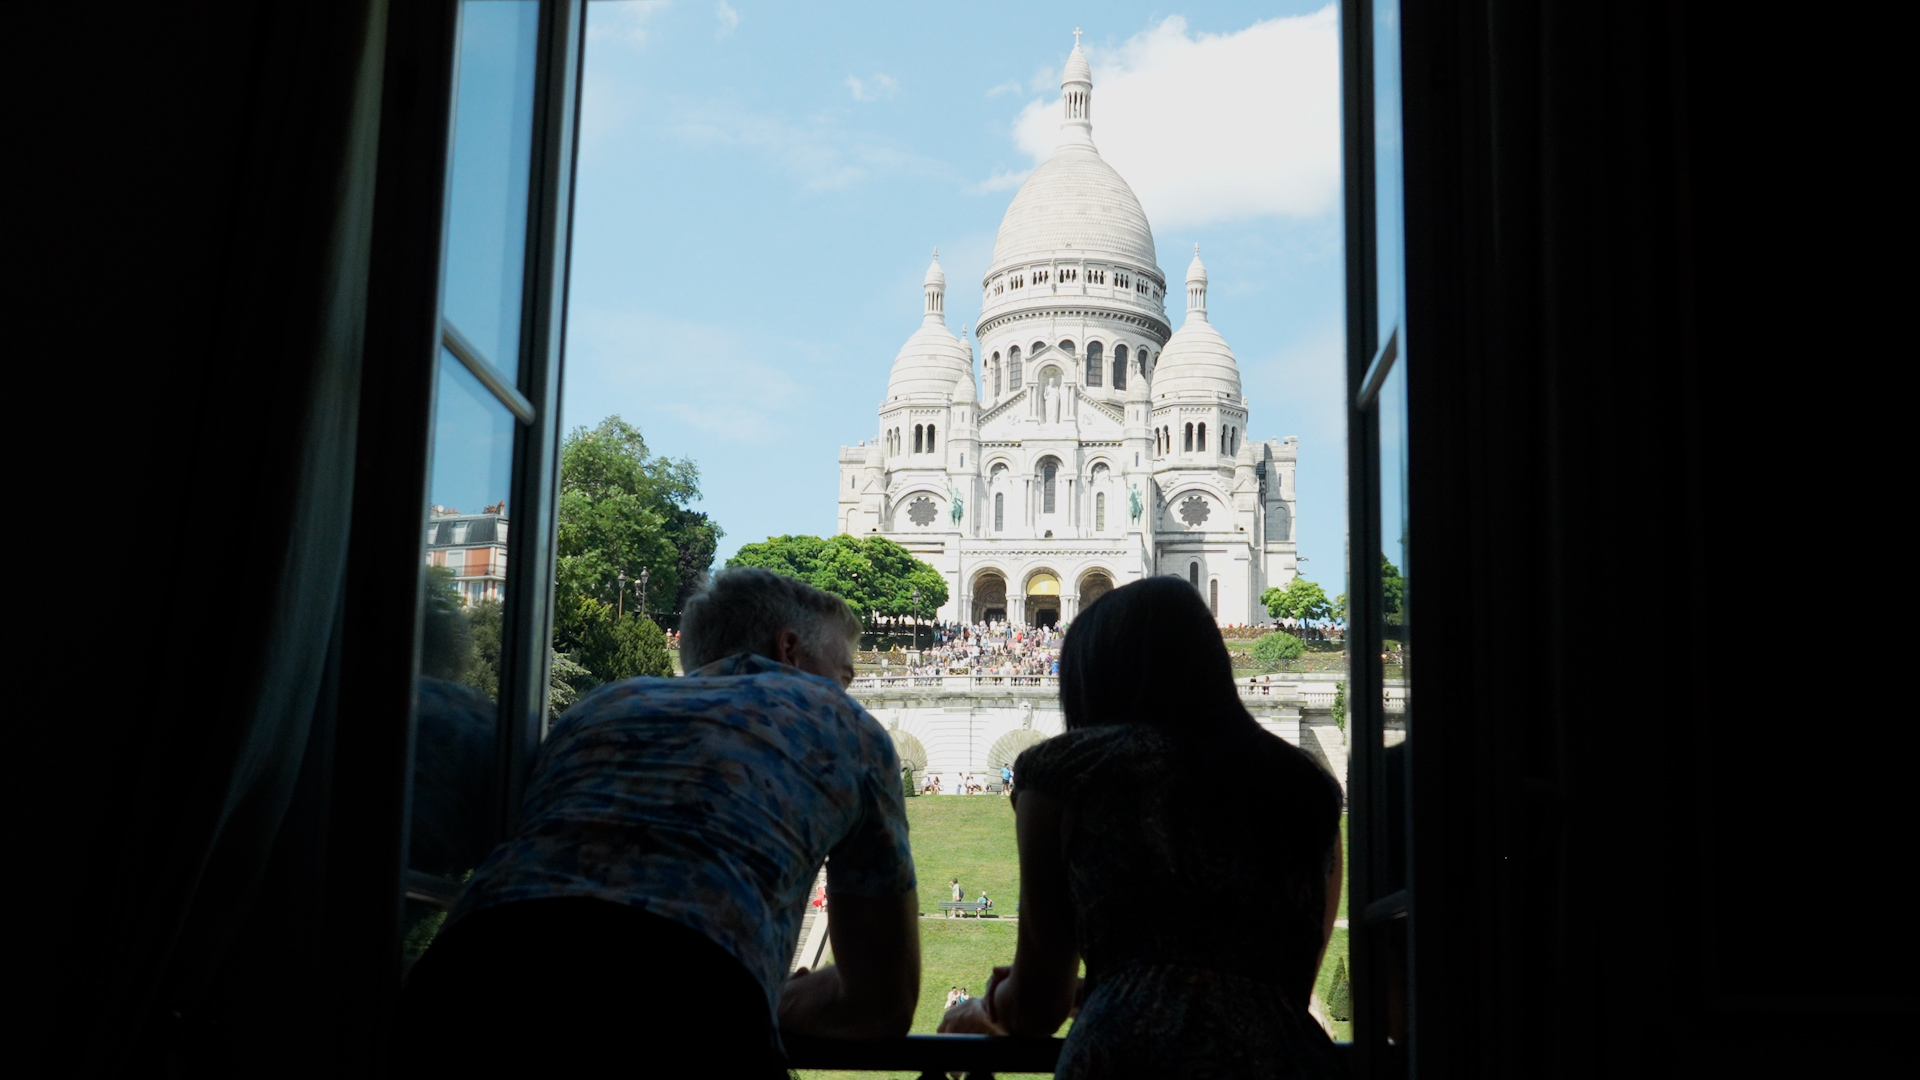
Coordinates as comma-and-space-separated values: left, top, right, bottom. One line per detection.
6, 1, 1906, 1076
1401, 2, 1910, 1075
11, 4, 390, 1073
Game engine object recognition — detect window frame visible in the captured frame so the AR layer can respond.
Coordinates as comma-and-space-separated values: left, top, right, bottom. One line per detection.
1342, 0, 1413, 1072
392, 0, 585, 913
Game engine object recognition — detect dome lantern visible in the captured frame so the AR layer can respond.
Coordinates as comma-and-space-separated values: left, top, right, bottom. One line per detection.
1186, 245, 1209, 321
924, 248, 946, 324
1060, 30, 1093, 148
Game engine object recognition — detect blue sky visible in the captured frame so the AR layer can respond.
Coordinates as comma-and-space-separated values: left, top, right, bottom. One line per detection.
563, 0, 1349, 594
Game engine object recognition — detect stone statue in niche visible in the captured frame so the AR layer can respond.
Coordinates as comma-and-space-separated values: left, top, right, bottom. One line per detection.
948, 484, 964, 524
1128, 484, 1143, 523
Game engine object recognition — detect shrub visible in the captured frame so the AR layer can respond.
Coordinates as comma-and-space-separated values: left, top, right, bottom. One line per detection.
1251, 631, 1307, 663
1331, 681, 1347, 732
1327, 956, 1352, 1021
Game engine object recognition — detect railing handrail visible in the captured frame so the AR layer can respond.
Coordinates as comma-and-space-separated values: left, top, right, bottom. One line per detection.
782, 1033, 1064, 1074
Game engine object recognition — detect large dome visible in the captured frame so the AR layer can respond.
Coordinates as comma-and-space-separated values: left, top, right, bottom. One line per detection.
990, 145, 1157, 270
988, 41, 1156, 272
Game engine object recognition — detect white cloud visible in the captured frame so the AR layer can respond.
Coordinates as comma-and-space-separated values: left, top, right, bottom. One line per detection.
985, 79, 1024, 98
714, 0, 739, 39
1007, 10, 1341, 228
846, 73, 898, 102
589, 0, 671, 48
969, 167, 1031, 194
566, 309, 822, 443
668, 99, 950, 192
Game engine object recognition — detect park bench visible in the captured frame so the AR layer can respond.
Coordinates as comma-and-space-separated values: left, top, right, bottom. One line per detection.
937, 900, 995, 917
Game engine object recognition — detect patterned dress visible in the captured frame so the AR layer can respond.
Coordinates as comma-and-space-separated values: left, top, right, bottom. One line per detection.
1015, 723, 1346, 1079
450, 652, 917, 1022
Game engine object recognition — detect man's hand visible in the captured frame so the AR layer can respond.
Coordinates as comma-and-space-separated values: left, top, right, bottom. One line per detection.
777, 890, 920, 1038
937, 995, 1006, 1035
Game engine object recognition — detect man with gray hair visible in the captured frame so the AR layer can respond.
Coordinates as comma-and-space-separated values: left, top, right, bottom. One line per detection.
399, 568, 919, 1076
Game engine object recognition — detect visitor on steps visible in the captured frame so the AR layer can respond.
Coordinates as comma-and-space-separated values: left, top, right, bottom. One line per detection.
398, 568, 921, 1077
940, 576, 1346, 1080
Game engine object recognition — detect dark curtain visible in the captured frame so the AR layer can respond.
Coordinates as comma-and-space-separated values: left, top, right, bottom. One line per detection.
11, 4, 388, 1074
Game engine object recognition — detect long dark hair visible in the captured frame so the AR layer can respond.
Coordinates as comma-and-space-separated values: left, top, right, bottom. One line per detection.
1059, 576, 1264, 750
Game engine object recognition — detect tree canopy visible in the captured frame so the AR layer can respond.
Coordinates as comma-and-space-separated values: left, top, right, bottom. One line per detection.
1260, 576, 1333, 622
727, 534, 947, 625
555, 416, 719, 622
552, 417, 715, 688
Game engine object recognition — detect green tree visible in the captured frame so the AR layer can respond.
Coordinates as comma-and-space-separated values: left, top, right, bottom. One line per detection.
1380, 555, 1406, 623
1260, 577, 1333, 622
421, 566, 472, 682
552, 417, 720, 692
1252, 631, 1307, 664
727, 534, 947, 628
1327, 956, 1352, 1021
555, 416, 721, 627
548, 651, 593, 714
1331, 680, 1347, 732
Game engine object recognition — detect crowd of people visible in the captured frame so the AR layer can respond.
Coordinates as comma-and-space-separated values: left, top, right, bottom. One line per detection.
874, 619, 1064, 678
916, 765, 1013, 797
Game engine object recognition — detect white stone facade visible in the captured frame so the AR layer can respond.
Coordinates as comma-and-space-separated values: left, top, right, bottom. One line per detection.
837, 40, 1299, 626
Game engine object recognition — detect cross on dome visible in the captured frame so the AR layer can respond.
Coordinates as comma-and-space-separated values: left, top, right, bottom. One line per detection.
1073, 27, 1082, 46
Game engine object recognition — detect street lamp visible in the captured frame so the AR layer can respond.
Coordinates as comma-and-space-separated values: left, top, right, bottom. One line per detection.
911, 587, 921, 652
637, 567, 650, 619
617, 570, 627, 619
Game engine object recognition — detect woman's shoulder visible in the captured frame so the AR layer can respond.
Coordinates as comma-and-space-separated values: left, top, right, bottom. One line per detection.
1014, 725, 1171, 795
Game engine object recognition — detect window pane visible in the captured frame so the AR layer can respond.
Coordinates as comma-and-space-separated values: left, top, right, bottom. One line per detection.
1372, 0, 1405, 349
442, 0, 541, 379
1376, 350, 1409, 900
412, 350, 516, 881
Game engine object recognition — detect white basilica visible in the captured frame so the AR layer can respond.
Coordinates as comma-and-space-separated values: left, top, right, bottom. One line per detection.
837, 40, 1299, 628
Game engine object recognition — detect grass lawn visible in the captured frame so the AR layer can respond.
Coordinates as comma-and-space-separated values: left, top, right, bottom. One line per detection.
903, 794, 1021, 915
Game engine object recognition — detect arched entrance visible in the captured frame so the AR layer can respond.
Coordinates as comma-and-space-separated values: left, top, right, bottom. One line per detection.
891, 730, 928, 789
986, 729, 1048, 772
1026, 571, 1061, 629
972, 571, 1007, 623
1079, 570, 1115, 612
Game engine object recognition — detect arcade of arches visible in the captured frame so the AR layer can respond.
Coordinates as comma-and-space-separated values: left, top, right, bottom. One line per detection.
967, 568, 1115, 626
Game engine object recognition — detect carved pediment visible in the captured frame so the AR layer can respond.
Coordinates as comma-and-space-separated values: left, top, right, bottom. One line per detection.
1076, 388, 1125, 424
978, 387, 1028, 427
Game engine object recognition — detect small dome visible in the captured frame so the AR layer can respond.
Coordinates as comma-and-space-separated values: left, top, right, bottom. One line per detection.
1153, 318, 1241, 401
952, 362, 978, 404
1187, 244, 1208, 283
924, 248, 946, 288
887, 322, 971, 400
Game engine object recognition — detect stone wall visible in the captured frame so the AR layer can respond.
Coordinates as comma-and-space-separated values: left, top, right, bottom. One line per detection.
849, 673, 1394, 794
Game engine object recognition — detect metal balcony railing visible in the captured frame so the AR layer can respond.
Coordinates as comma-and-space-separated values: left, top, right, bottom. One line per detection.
782, 1033, 1063, 1079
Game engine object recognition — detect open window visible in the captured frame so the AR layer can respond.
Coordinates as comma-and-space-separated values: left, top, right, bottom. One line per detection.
1342, 0, 1412, 1068
397, 0, 582, 957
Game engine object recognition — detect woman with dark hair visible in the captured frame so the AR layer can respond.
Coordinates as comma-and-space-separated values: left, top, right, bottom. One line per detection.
941, 576, 1346, 1078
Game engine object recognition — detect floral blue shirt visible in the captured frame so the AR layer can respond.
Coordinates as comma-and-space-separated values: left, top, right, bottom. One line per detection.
451, 652, 916, 1018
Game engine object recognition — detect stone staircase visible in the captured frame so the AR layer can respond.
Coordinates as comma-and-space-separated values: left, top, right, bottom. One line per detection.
791, 867, 830, 972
